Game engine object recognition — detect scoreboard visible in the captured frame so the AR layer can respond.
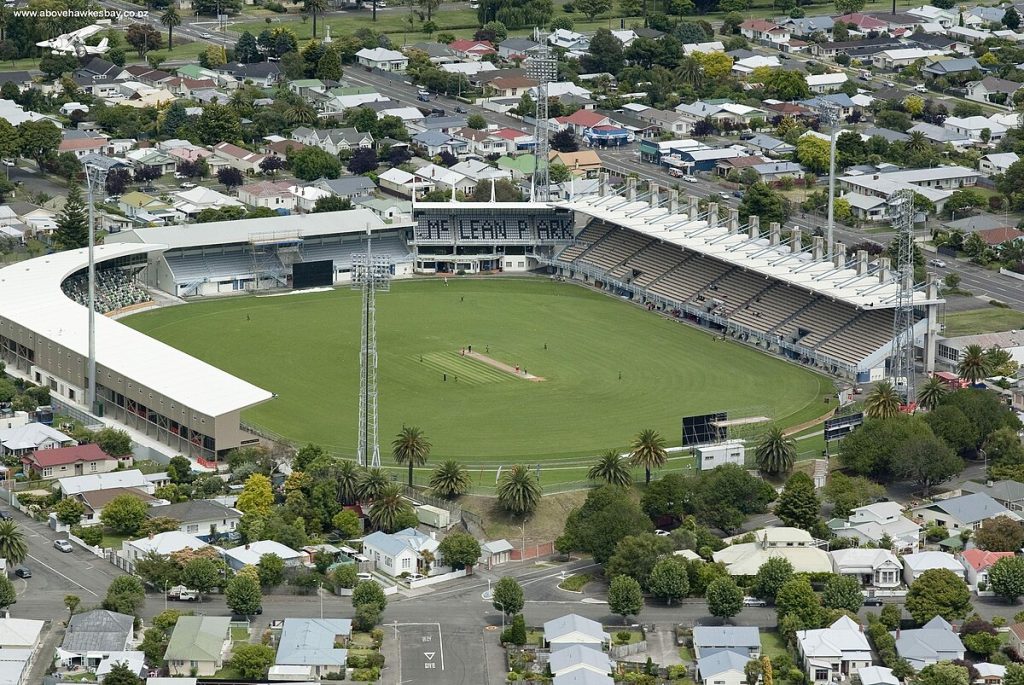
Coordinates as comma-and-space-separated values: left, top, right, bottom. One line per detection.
413, 207, 575, 245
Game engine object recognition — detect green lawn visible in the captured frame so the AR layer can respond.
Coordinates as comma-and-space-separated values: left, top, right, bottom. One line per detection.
943, 307, 1024, 337
125, 279, 831, 467
760, 631, 789, 660
100, 533, 130, 550
230, 626, 249, 642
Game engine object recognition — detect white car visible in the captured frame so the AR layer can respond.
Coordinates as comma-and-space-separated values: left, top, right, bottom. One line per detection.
200, 31, 213, 39
719, 192, 730, 200
357, 572, 373, 581
913, 84, 927, 93
655, 529, 671, 537
742, 596, 767, 607
406, 572, 425, 581
682, 175, 698, 184
928, 258, 947, 268
180, 182, 197, 189
53, 539, 73, 553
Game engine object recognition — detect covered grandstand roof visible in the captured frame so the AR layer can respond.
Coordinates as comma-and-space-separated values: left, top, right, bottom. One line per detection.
556, 194, 941, 310
0, 243, 273, 417
106, 209, 410, 250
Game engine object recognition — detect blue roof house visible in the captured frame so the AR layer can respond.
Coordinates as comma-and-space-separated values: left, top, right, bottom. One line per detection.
273, 618, 351, 679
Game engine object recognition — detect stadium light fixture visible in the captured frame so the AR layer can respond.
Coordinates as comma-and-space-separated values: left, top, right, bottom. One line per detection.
819, 101, 841, 262
82, 161, 106, 415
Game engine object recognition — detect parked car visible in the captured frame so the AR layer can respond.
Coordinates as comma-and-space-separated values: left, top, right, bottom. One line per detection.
863, 597, 884, 606
53, 539, 73, 553
357, 572, 373, 581
199, 32, 212, 39
455, 106, 467, 114
407, 573, 425, 581
0, 511, 12, 521
742, 596, 767, 607
13, 567, 30, 579
167, 585, 199, 601
914, 84, 927, 93
668, 168, 684, 178
682, 175, 698, 184
180, 182, 197, 189
928, 258, 947, 268
733, 191, 743, 198
719, 192, 730, 200
655, 529, 670, 537
417, 94, 430, 102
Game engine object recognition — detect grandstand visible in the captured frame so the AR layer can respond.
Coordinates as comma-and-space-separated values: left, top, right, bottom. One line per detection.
60, 268, 152, 315
541, 182, 943, 380
107, 210, 416, 297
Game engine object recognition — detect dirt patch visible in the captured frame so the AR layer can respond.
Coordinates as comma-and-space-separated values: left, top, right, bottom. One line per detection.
460, 490, 589, 545
464, 350, 545, 382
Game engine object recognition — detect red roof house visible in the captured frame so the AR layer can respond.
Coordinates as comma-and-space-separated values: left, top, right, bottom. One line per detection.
958, 548, 1015, 588
22, 444, 118, 480
448, 40, 496, 59
975, 226, 1024, 247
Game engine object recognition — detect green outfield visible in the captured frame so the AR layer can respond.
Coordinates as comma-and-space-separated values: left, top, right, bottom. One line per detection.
125, 278, 832, 475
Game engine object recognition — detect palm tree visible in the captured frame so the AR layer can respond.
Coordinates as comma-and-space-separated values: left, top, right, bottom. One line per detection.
906, 131, 929, 154
160, 7, 181, 51
285, 102, 317, 126
303, 0, 328, 38
357, 467, 390, 502
496, 464, 541, 517
368, 483, 410, 532
429, 460, 471, 499
917, 376, 947, 410
392, 426, 431, 488
864, 380, 902, 419
629, 428, 667, 484
0, 521, 26, 565
587, 450, 632, 486
674, 57, 705, 88
755, 426, 796, 475
335, 459, 361, 505
958, 343, 990, 384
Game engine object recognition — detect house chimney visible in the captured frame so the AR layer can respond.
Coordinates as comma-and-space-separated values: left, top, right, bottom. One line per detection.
791, 227, 801, 254
245, 543, 251, 550
149, 532, 154, 540
834, 242, 847, 269
748, 215, 760, 240
649, 182, 660, 208
728, 208, 740, 234
770, 222, 781, 246
707, 202, 719, 230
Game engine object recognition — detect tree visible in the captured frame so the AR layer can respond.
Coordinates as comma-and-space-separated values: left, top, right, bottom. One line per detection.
230, 643, 276, 680
822, 574, 863, 613
822, 473, 885, 518
126, 23, 161, 58
358, 468, 390, 502
181, 557, 220, 601
707, 577, 743, 621
103, 575, 146, 615
649, 556, 689, 605
755, 426, 796, 475
492, 576, 524, 615
989, 555, 1024, 603
565, 486, 652, 564
54, 183, 89, 251
550, 129, 579, 153
834, 0, 864, 12
418, 0, 441, 20
751, 67, 811, 100
429, 460, 471, 499
587, 450, 632, 486
775, 472, 820, 531
310, 196, 351, 213
0, 575, 14, 610
576, 0, 612, 19
160, 7, 181, 50
332, 509, 361, 539
102, 662, 143, 685
353, 578, 388, 612
917, 663, 969, 685
899, 434, 962, 495
216, 167, 244, 190
259, 155, 285, 176
256, 552, 285, 588
497, 464, 541, 517
581, 27, 624, 74
39, 53, 78, 80
292, 146, 342, 181
905, 568, 973, 623
958, 344, 990, 384
64, 594, 81, 619
865, 380, 902, 419
437, 532, 480, 570
17, 120, 60, 166
466, 114, 487, 130
368, 484, 416, 533
839, 415, 938, 482
738, 182, 789, 226
100, 495, 149, 535
918, 376, 948, 410
234, 31, 260, 63
237, 474, 274, 517
751, 557, 794, 603
304, 0, 328, 38
795, 135, 830, 175
55, 498, 85, 526
197, 103, 242, 145
775, 576, 824, 627
608, 574, 643, 623
605, 533, 673, 590
629, 428, 667, 484
225, 572, 262, 615
1006, 6, 1021, 29
392, 425, 430, 488
502, 613, 527, 645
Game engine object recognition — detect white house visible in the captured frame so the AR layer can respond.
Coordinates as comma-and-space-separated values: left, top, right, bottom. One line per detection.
548, 645, 613, 678
356, 48, 408, 72
893, 616, 965, 669
714, 528, 832, 575
860, 667, 900, 685
543, 614, 609, 653
696, 650, 749, 685
958, 548, 1014, 589
796, 616, 872, 685
806, 73, 848, 94
0, 422, 74, 457
829, 548, 902, 588
237, 180, 296, 212
980, 152, 1019, 174
59, 469, 154, 497
223, 540, 304, 570
146, 500, 242, 541
943, 116, 1008, 144
901, 551, 967, 585
362, 527, 440, 577
118, 531, 209, 572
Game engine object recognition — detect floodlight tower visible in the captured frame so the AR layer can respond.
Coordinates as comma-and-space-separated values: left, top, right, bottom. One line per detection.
888, 188, 917, 404
527, 30, 558, 202
352, 227, 391, 468
819, 101, 841, 260
82, 161, 107, 415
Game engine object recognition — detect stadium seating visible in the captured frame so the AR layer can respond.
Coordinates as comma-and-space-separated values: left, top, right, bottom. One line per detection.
817, 309, 896, 363
730, 283, 817, 333
625, 243, 689, 288
578, 229, 653, 273
61, 269, 151, 314
649, 256, 731, 303
556, 222, 614, 263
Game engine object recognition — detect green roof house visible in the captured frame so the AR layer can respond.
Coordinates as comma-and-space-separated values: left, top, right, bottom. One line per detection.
165, 616, 231, 677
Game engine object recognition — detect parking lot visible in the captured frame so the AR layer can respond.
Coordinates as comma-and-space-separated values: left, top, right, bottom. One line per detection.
394, 622, 488, 685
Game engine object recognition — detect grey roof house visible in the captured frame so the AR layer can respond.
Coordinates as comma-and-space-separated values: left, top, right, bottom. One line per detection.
697, 649, 752, 685
60, 610, 134, 669
959, 480, 1024, 512
273, 618, 351, 679
548, 644, 612, 677
893, 616, 965, 669
145, 499, 241, 540
910, 492, 1021, 532
923, 57, 983, 77
544, 614, 609, 652
744, 134, 794, 157
781, 15, 834, 36
310, 176, 378, 200
693, 626, 761, 659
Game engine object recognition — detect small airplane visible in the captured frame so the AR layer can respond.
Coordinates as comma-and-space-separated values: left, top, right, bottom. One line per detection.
36, 25, 110, 56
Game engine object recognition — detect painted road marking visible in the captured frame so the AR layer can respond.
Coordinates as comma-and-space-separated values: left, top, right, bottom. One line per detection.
27, 554, 98, 597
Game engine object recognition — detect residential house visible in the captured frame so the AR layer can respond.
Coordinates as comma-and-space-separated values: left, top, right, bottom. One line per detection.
356, 48, 408, 72
413, 163, 475, 194
0, 619, 43, 650
493, 128, 534, 151
902, 551, 967, 584
223, 540, 304, 571
943, 116, 1007, 143
806, 73, 848, 93
453, 128, 509, 156
289, 184, 332, 213
796, 616, 873, 685
744, 134, 795, 157
959, 548, 1014, 589
556, 110, 612, 136
549, 645, 612, 678
59, 610, 134, 670
739, 19, 792, 44
0, 423, 73, 457
125, 148, 177, 176
692, 626, 760, 659
974, 226, 1024, 247
118, 192, 177, 225
874, 48, 946, 70
479, 539, 514, 569
354, 196, 411, 223
362, 527, 440, 577
22, 444, 117, 480
833, 12, 889, 32
682, 40, 726, 55
549, 150, 602, 178
959, 480, 1024, 512
911, 493, 1021, 532
118, 531, 209, 573
5, 201, 57, 237
860, 667, 901, 685
548, 29, 590, 51
262, 138, 308, 161
1009, 623, 1024, 656
976, 663, 1007, 685
73, 487, 158, 527
378, 167, 418, 197
291, 127, 374, 155
753, 161, 803, 183
449, 39, 496, 60
543, 614, 610, 653
696, 650, 749, 685
553, 672, 614, 685
780, 15, 834, 37
412, 130, 463, 157
449, 159, 511, 184
714, 527, 832, 575
211, 142, 266, 174
440, 61, 499, 77
810, 35, 902, 59
146, 500, 241, 540
923, 57, 984, 79
893, 616, 965, 669
717, 155, 769, 177
237, 180, 297, 212
273, 618, 351, 679
966, 76, 1023, 105
498, 38, 541, 60
58, 469, 154, 497
947, 25, 991, 43
164, 616, 231, 676
58, 137, 106, 159
636, 108, 691, 137
830, 548, 902, 588
79, 152, 129, 173
496, 154, 537, 179
309, 176, 377, 201
215, 62, 282, 87
980, 152, 1020, 174
732, 55, 782, 74
407, 42, 456, 62
487, 76, 539, 98
0, 72, 33, 91
172, 187, 244, 221
908, 121, 973, 148
828, 501, 922, 552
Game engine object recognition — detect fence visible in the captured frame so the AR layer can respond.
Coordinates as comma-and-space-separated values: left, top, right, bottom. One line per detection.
402, 486, 462, 522
409, 568, 468, 589
609, 641, 649, 658
67, 531, 107, 559
510, 542, 554, 561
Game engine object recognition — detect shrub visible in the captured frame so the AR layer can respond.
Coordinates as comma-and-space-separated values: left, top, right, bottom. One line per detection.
72, 525, 103, 546
264, 1, 286, 10
615, 630, 632, 645
351, 666, 380, 682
